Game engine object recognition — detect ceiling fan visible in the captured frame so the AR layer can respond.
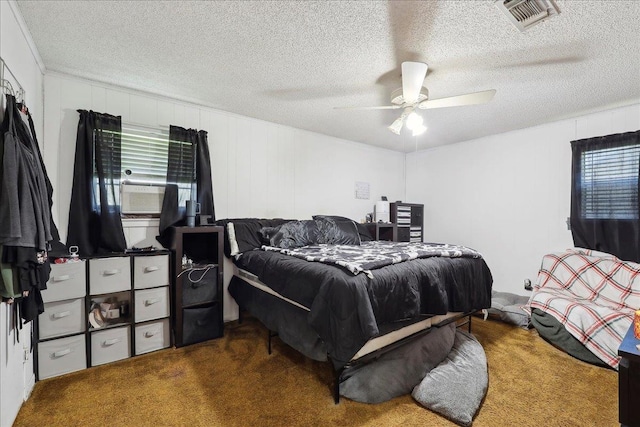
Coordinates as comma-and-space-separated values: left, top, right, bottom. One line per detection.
337, 62, 496, 136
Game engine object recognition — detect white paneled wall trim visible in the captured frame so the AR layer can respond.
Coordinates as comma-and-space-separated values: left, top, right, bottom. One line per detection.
5, 0, 45, 73
1, 1, 46, 426
3, 12, 637, 426
43, 71, 406, 323
406, 103, 640, 298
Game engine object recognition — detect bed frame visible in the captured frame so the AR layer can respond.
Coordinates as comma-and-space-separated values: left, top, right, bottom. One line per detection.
233, 269, 475, 403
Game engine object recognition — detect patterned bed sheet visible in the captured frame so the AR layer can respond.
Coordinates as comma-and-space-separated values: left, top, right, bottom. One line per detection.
262, 240, 483, 277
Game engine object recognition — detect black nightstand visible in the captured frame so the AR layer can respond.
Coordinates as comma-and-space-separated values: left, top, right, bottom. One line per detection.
365, 222, 397, 241
618, 323, 640, 426
170, 226, 224, 347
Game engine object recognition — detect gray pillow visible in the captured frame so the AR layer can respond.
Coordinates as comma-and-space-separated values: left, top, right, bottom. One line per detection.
412, 330, 488, 426
313, 216, 362, 245
221, 218, 292, 256
313, 215, 373, 242
487, 290, 531, 328
340, 322, 456, 403
259, 220, 319, 249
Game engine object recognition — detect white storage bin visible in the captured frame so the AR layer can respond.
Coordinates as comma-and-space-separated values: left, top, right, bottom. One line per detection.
135, 287, 170, 322
91, 326, 131, 366
39, 298, 85, 339
38, 335, 87, 380
135, 319, 170, 355
42, 261, 86, 303
133, 254, 169, 289
89, 257, 131, 295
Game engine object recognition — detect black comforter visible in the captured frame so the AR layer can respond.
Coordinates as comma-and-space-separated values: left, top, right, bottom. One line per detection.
233, 248, 492, 367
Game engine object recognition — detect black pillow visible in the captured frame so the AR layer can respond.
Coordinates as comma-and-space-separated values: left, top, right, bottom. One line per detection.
313, 215, 362, 245
213, 218, 293, 256
313, 215, 373, 242
259, 220, 319, 249
357, 225, 374, 242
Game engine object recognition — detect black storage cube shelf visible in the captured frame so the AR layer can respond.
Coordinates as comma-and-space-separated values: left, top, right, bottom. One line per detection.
182, 304, 222, 345
171, 226, 224, 347
182, 266, 218, 307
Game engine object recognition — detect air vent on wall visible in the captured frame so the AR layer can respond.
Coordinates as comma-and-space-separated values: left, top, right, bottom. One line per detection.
495, 0, 561, 32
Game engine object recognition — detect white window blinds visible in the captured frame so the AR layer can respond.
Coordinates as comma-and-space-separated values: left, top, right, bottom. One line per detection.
120, 124, 169, 184
580, 144, 640, 219
95, 124, 195, 214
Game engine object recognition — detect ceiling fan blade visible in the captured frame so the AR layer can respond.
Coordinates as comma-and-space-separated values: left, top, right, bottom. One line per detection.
418, 89, 496, 110
333, 105, 402, 110
402, 62, 428, 104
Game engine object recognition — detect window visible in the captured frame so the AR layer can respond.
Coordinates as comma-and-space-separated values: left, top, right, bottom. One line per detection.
120, 124, 170, 185
578, 144, 640, 220
570, 131, 640, 262
94, 124, 194, 215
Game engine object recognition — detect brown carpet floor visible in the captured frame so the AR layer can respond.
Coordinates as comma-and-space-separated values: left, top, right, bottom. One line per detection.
15, 317, 618, 426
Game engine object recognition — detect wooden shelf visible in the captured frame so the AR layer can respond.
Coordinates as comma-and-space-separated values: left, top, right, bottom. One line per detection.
170, 226, 224, 347
390, 202, 424, 242
619, 323, 640, 425
365, 222, 398, 241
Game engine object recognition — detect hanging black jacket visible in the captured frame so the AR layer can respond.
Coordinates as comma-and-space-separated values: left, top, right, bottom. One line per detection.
0, 94, 53, 251
0, 94, 56, 321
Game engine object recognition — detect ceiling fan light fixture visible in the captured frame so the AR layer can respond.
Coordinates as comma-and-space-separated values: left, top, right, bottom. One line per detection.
388, 117, 404, 135
338, 60, 494, 137
405, 112, 423, 130
412, 124, 427, 137
390, 87, 429, 106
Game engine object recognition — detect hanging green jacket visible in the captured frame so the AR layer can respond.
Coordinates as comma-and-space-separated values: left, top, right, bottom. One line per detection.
0, 245, 21, 299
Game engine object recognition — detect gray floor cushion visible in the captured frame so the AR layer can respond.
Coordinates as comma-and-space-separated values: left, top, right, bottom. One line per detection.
412, 330, 488, 426
340, 322, 456, 403
484, 290, 531, 328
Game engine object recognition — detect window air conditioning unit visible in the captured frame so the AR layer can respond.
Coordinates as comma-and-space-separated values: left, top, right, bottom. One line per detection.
120, 183, 165, 215
495, 0, 560, 32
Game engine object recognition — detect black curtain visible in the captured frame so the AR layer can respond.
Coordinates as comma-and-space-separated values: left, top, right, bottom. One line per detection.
158, 125, 196, 236
195, 130, 215, 218
67, 110, 127, 256
570, 130, 640, 262
157, 126, 215, 246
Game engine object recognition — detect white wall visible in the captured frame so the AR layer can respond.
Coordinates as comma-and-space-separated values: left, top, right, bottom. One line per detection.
3, 1, 635, 424
43, 72, 406, 321
0, 1, 44, 426
406, 103, 640, 297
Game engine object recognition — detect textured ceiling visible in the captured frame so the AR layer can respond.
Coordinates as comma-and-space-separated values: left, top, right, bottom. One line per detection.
15, 0, 640, 152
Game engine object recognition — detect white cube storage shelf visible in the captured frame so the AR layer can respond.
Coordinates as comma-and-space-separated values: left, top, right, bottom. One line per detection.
133, 255, 169, 289
135, 319, 170, 355
42, 261, 86, 302
38, 334, 87, 380
91, 326, 131, 366
36, 252, 172, 381
135, 287, 170, 322
39, 298, 85, 339
89, 257, 131, 294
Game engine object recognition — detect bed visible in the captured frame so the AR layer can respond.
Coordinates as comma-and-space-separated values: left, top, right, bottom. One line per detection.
218, 217, 493, 401
529, 248, 640, 369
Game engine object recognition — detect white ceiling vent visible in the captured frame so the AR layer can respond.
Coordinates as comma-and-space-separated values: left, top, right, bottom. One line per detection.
495, 0, 561, 32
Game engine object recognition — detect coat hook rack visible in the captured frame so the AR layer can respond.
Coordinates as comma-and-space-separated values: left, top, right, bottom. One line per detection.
0, 57, 26, 100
